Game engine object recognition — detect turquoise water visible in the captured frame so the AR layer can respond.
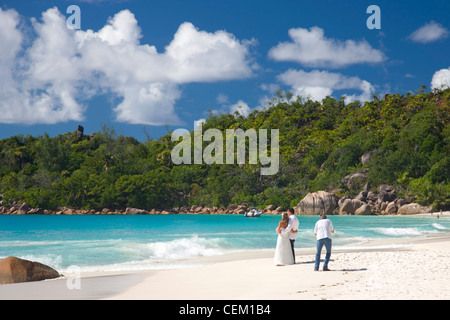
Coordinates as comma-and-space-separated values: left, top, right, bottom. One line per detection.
1, 214, 449, 273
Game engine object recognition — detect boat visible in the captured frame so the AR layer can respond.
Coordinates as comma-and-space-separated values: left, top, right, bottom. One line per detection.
244, 208, 261, 217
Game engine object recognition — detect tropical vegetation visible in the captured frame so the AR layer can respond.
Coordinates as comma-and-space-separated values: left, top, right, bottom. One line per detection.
1, 88, 449, 211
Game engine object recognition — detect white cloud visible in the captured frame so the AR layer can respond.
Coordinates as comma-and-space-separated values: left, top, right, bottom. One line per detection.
114, 82, 182, 125
268, 26, 386, 68
95, 9, 143, 46
0, 8, 22, 63
343, 80, 375, 103
409, 21, 449, 44
0, 8, 254, 125
165, 22, 254, 83
216, 93, 229, 104
194, 118, 206, 129
0, 8, 24, 123
431, 67, 450, 90
278, 69, 375, 103
208, 98, 253, 118
229, 100, 251, 117
0, 7, 84, 124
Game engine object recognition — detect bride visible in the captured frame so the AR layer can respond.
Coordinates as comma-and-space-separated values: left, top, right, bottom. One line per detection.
274, 212, 295, 266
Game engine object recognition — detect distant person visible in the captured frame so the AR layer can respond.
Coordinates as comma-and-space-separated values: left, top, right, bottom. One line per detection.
314, 214, 334, 271
285, 208, 299, 263
274, 212, 294, 266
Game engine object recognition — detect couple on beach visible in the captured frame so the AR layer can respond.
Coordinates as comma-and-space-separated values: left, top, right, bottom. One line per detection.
274, 208, 334, 271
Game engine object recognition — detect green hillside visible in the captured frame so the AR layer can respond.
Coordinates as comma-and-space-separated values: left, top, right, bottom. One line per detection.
1, 88, 449, 211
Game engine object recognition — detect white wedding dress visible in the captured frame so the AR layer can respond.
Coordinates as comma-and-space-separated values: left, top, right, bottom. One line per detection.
274, 228, 294, 266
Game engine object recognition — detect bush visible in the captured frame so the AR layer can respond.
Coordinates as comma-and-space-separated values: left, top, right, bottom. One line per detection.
409, 178, 450, 210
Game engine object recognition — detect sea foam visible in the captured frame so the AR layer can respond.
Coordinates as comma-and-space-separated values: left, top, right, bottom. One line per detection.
147, 234, 226, 260
432, 223, 447, 230
373, 227, 423, 236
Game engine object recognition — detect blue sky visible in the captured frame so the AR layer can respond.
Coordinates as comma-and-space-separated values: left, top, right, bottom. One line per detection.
0, 0, 449, 141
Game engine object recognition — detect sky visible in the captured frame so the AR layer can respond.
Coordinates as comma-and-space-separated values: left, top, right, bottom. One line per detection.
0, 0, 449, 141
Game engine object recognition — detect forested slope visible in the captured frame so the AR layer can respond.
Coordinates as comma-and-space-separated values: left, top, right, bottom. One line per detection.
1, 88, 449, 211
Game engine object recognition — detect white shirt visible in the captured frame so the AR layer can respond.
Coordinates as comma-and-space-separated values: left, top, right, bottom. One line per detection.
314, 218, 334, 240
286, 214, 299, 240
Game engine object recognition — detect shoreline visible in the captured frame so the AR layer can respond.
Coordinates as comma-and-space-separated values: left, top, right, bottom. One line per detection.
1, 210, 448, 217
1, 233, 450, 300
1, 199, 447, 216
106, 235, 450, 300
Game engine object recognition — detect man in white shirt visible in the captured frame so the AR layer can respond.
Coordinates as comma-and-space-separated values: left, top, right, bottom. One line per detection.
285, 208, 299, 263
314, 214, 334, 271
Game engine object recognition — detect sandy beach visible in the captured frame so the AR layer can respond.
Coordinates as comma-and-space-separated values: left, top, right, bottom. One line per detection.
106, 236, 450, 300
1, 213, 450, 301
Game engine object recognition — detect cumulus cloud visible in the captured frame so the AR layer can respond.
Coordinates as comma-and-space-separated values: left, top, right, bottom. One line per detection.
278, 69, 375, 103
165, 23, 254, 83
0, 7, 84, 124
431, 67, 450, 90
114, 82, 182, 124
207, 97, 253, 118
0, 7, 254, 125
268, 26, 386, 68
229, 100, 251, 117
194, 118, 206, 129
409, 21, 449, 44
0, 8, 22, 63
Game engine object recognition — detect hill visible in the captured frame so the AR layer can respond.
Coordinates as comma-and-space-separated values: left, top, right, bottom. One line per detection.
0, 88, 449, 212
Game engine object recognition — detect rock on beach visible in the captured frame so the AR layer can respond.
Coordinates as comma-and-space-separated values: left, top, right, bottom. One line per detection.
0, 256, 60, 285
397, 203, 432, 215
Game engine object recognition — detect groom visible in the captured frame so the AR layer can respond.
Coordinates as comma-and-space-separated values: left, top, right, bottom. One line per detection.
285, 208, 299, 263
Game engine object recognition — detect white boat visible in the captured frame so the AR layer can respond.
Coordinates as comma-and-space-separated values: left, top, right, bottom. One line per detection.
244, 208, 261, 217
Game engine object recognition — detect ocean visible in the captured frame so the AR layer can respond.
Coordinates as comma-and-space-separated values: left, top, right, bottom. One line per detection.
1, 214, 449, 274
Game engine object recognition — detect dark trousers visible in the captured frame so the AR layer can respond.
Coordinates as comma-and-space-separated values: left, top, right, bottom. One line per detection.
290, 239, 295, 263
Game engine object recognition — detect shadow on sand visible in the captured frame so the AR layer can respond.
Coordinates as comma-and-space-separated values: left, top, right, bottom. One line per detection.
295, 259, 368, 272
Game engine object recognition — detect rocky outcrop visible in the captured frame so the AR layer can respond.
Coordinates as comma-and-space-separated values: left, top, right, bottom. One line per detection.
339, 198, 365, 215
290, 179, 433, 216
0, 189, 435, 217
361, 150, 376, 165
0, 203, 282, 216
397, 203, 433, 215
76, 125, 84, 141
125, 207, 148, 215
0, 256, 60, 285
341, 170, 368, 190
18, 203, 31, 214
355, 203, 372, 215
295, 191, 339, 215
377, 184, 396, 203
385, 201, 398, 214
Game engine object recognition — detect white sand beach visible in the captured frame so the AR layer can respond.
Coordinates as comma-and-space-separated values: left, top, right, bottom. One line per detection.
106, 236, 450, 300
